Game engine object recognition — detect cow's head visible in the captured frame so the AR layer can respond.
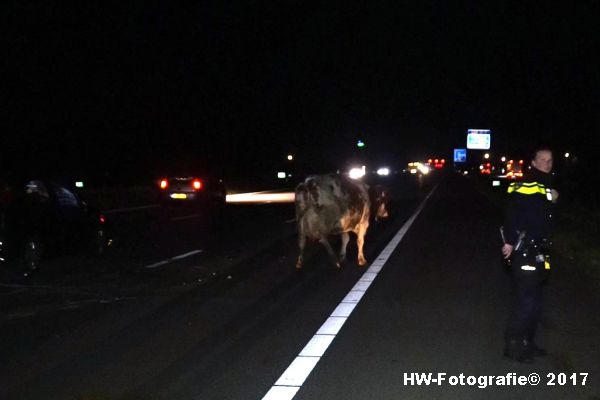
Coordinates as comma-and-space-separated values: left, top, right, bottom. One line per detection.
370, 185, 389, 221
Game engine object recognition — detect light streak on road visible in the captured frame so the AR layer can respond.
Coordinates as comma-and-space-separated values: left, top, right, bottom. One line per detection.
226, 192, 295, 204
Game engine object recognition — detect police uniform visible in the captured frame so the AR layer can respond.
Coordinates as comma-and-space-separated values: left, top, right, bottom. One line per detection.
503, 167, 555, 362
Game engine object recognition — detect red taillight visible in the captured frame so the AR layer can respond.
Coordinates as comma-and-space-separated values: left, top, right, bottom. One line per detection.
519, 160, 524, 165
160, 179, 168, 189
441, 159, 445, 163
192, 179, 202, 190
100, 214, 106, 224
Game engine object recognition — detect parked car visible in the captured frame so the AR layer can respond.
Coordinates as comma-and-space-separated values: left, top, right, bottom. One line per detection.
0, 177, 111, 276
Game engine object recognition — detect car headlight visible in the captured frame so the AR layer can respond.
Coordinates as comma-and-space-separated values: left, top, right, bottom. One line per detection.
417, 165, 430, 175
349, 167, 366, 179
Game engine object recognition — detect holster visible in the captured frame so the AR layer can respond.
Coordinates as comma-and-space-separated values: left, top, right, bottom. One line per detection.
515, 238, 552, 279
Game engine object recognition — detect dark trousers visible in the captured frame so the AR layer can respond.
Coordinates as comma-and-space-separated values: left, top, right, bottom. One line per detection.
505, 251, 545, 343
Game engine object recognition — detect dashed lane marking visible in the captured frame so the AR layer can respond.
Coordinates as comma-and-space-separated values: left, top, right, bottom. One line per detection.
144, 249, 204, 269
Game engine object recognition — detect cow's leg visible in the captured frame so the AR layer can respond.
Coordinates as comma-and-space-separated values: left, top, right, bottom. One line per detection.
339, 232, 350, 263
319, 238, 341, 268
356, 224, 368, 267
296, 234, 306, 269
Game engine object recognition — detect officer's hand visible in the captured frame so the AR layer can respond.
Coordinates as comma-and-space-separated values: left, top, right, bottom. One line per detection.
551, 189, 559, 203
502, 244, 513, 259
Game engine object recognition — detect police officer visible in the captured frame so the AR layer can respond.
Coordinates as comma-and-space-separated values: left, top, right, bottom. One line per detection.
501, 147, 558, 363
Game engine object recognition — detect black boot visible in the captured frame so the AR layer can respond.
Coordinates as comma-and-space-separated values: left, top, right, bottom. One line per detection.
525, 339, 547, 357
504, 338, 534, 363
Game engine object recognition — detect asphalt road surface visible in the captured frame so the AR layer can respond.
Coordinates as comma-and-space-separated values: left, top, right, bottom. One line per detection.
1, 172, 599, 400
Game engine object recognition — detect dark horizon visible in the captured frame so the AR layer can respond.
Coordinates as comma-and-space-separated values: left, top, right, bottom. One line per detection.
3, 1, 598, 180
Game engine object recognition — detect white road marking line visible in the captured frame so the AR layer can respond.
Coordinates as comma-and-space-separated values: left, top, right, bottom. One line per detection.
316, 317, 347, 335
275, 356, 320, 387
144, 260, 170, 269
352, 281, 372, 291
284, 218, 297, 224
366, 261, 385, 273
144, 249, 204, 269
171, 250, 204, 260
103, 204, 159, 214
299, 335, 336, 357
261, 184, 438, 400
342, 290, 365, 304
171, 214, 203, 221
359, 272, 378, 282
331, 302, 357, 317
262, 386, 299, 400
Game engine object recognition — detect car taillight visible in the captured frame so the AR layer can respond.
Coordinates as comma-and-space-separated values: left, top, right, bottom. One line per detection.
192, 179, 203, 190
100, 214, 106, 224
160, 179, 168, 189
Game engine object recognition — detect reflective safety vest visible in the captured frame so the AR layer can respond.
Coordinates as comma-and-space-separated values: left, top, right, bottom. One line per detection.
507, 181, 553, 202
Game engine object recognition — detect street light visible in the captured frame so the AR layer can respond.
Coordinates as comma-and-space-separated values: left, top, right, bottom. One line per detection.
565, 152, 570, 158
484, 153, 490, 159
287, 154, 293, 161
501, 156, 506, 162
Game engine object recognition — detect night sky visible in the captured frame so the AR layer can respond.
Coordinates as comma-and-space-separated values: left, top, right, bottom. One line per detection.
3, 1, 599, 181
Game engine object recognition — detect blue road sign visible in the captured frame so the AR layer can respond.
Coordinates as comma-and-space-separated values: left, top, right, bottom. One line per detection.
454, 148, 467, 163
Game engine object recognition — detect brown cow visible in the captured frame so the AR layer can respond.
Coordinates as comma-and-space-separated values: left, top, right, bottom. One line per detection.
294, 174, 388, 269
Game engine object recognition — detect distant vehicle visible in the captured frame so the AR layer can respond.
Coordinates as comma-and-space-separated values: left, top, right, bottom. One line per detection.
427, 158, 446, 170
504, 159, 524, 179
157, 171, 226, 206
0, 177, 111, 275
505, 170, 523, 179
405, 162, 430, 175
480, 162, 492, 175
494, 159, 525, 180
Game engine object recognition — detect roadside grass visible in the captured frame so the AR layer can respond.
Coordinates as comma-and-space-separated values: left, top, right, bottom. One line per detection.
469, 174, 600, 283
553, 206, 600, 281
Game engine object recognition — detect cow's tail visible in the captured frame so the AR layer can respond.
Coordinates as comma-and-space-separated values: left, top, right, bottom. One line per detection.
295, 182, 309, 220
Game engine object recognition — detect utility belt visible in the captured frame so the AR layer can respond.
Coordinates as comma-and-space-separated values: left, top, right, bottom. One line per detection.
500, 227, 552, 272
516, 237, 552, 272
